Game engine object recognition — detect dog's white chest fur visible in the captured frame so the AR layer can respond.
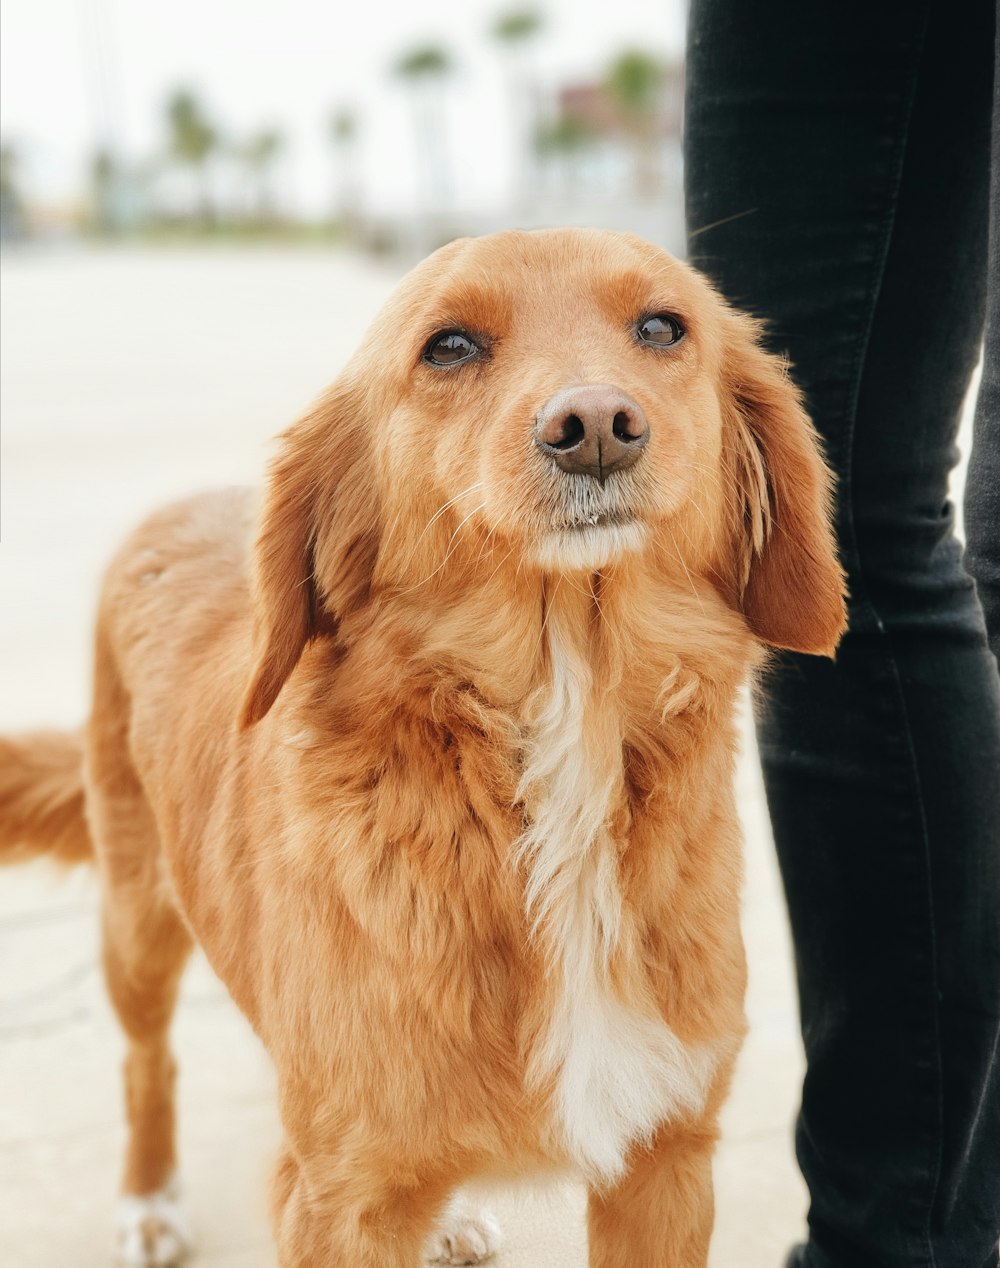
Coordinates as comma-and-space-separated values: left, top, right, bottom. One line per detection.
517, 618, 714, 1184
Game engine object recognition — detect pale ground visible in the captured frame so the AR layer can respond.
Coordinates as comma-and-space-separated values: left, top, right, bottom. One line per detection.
0, 246, 812, 1267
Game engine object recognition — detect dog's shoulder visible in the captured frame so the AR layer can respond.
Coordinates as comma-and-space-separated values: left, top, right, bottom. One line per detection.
100, 487, 256, 613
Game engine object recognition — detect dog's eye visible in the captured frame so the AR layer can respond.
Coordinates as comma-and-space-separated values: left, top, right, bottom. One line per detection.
423, 331, 480, 366
637, 314, 685, 347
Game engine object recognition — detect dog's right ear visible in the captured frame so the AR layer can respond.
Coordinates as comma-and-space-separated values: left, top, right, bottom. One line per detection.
238, 380, 378, 728
719, 308, 846, 657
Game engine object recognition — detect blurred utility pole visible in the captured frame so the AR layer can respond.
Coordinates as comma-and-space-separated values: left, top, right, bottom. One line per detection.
79, 0, 128, 231
328, 107, 362, 236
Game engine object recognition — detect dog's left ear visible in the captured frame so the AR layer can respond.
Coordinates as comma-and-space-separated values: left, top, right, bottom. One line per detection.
721, 311, 847, 657
239, 379, 378, 728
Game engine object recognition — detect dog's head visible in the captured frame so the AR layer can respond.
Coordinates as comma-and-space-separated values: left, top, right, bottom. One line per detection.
240, 229, 845, 725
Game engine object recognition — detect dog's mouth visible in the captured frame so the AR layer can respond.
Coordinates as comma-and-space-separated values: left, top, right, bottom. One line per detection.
560, 510, 635, 532
545, 469, 640, 533
525, 469, 647, 569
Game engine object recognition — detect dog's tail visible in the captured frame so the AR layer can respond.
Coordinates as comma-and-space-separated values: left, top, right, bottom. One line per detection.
0, 731, 93, 865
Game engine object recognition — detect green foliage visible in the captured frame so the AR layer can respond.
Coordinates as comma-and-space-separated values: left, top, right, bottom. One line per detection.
0, 143, 20, 199
393, 45, 453, 80
606, 50, 664, 120
91, 147, 115, 185
534, 113, 595, 156
166, 89, 217, 166
242, 129, 283, 168
329, 107, 359, 144
491, 8, 543, 45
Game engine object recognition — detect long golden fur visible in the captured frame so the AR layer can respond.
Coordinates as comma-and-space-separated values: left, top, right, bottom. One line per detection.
0, 229, 845, 1267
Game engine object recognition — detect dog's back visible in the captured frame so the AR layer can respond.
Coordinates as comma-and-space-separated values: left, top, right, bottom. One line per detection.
0, 488, 254, 874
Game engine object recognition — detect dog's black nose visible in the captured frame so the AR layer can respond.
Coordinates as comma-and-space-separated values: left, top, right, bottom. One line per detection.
535, 385, 649, 483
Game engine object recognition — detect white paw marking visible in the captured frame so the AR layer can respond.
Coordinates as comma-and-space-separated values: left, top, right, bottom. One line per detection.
116, 1177, 192, 1267
425, 1196, 502, 1264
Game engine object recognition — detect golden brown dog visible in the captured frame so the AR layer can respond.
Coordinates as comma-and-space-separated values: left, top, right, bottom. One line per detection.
0, 228, 844, 1267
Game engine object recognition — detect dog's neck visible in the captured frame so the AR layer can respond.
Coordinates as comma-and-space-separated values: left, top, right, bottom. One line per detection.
504, 566, 752, 1182
355, 543, 755, 713
511, 561, 752, 930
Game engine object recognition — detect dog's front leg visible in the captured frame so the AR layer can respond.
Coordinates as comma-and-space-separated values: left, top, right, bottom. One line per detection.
586, 1118, 718, 1268
271, 1142, 455, 1268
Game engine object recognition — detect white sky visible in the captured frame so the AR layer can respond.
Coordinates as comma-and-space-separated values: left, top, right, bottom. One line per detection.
0, 0, 686, 216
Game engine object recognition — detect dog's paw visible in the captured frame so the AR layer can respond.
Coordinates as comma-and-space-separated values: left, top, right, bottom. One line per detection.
425, 1197, 502, 1264
115, 1178, 193, 1267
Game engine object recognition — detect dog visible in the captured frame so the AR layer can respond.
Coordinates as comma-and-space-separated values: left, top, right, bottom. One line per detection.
0, 228, 845, 1267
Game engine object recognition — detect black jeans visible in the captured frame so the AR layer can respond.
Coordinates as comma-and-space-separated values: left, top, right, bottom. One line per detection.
684, 4, 1000, 1267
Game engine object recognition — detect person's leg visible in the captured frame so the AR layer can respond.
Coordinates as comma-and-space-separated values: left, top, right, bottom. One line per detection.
685, 3, 1000, 1266
965, 19, 1000, 667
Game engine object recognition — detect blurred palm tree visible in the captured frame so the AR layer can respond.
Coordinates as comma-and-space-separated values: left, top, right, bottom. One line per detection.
607, 50, 664, 121
490, 7, 545, 205
395, 45, 452, 79
89, 147, 117, 235
239, 128, 284, 224
605, 50, 666, 198
328, 106, 361, 230
492, 7, 543, 43
329, 107, 358, 149
166, 88, 218, 225
392, 44, 455, 210
0, 142, 26, 241
534, 112, 595, 194
535, 113, 594, 158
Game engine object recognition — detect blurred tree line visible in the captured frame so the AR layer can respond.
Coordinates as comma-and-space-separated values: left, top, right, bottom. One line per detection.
0, 6, 681, 244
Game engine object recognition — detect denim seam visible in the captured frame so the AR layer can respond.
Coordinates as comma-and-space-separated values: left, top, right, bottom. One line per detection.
836, 7, 944, 1265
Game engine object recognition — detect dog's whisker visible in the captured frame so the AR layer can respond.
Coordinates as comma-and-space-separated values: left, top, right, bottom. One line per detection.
399, 481, 486, 574
418, 482, 485, 542
663, 524, 708, 616
472, 517, 503, 572
402, 501, 489, 592
481, 542, 518, 593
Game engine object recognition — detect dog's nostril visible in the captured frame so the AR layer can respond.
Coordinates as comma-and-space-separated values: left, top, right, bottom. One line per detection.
550, 413, 586, 450
535, 386, 648, 479
613, 410, 643, 442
